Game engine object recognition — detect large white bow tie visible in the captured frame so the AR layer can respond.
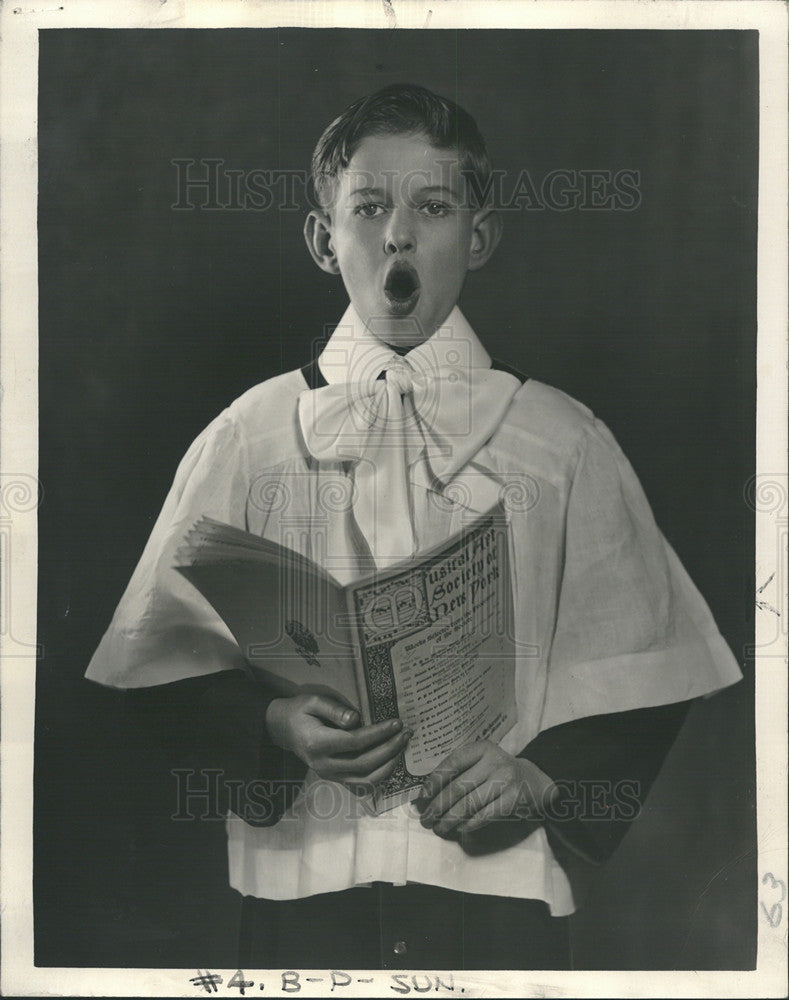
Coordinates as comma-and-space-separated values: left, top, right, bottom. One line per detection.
298, 357, 520, 568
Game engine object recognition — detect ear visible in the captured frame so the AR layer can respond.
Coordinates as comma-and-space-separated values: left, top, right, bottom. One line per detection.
304, 210, 340, 275
467, 208, 502, 271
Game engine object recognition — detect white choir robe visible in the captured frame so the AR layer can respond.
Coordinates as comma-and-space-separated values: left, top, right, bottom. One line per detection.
86, 305, 742, 916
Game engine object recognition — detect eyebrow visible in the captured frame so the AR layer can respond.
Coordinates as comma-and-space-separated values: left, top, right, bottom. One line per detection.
417, 185, 460, 200
348, 185, 387, 198
347, 183, 461, 200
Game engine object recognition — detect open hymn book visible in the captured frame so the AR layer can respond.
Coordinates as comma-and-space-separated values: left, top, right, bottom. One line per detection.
175, 503, 517, 813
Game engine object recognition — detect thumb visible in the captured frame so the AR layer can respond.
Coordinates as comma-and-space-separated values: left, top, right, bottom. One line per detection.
307, 695, 360, 729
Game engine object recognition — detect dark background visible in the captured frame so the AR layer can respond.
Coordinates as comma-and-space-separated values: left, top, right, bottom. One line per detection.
36, 28, 757, 970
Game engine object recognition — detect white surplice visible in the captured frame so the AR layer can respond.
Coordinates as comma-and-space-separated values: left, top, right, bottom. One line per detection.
86, 305, 742, 915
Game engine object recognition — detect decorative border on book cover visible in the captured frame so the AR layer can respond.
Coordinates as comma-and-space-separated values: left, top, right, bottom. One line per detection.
351, 514, 501, 802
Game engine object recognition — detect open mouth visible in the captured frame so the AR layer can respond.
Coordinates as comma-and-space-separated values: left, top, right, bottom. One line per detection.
384, 262, 421, 314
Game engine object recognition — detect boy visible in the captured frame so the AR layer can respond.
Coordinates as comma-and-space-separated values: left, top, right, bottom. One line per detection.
86, 84, 742, 970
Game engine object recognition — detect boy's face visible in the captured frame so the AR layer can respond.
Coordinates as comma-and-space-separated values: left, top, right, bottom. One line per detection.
308, 132, 497, 346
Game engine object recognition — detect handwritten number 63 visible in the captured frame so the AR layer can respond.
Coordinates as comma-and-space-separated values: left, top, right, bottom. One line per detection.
761, 872, 786, 928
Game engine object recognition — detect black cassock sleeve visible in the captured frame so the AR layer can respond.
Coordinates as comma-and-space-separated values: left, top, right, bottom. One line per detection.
519, 699, 692, 864
126, 670, 308, 826
127, 671, 691, 851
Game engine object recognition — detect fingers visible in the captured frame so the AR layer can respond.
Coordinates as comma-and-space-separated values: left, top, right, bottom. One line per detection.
316, 717, 405, 756
417, 743, 532, 837
329, 726, 413, 777
304, 694, 361, 730
344, 752, 404, 795
422, 776, 505, 836
418, 759, 490, 825
420, 742, 487, 801
454, 791, 515, 835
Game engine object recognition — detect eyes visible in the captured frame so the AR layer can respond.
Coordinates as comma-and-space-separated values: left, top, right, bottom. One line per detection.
421, 201, 451, 218
354, 203, 385, 219
352, 201, 452, 219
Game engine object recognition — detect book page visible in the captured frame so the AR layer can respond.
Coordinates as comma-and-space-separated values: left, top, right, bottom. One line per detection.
178, 555, 360, 707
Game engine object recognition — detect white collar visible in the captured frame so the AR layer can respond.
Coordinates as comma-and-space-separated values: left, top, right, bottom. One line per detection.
317, 304, 493, 386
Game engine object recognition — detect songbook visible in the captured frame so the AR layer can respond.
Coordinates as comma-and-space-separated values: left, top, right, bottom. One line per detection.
175, 503, 516, 813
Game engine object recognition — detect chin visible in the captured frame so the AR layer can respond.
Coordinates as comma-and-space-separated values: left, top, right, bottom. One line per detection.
367, 312, 432, 347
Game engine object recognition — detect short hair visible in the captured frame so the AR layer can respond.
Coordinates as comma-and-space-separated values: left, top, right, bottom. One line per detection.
311, 83, 491, 210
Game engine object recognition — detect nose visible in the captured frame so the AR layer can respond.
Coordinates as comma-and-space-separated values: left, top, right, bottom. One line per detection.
383, 208, 416, 255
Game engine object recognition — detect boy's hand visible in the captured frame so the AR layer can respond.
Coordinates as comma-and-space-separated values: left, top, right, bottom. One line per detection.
265, 694, 412, 795
417, 740, 558, 837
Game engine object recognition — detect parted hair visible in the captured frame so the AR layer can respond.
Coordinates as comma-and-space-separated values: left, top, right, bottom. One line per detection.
311, 83, 492, 209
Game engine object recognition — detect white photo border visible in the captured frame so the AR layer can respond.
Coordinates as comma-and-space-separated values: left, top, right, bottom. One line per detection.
1, 1, 786, 997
